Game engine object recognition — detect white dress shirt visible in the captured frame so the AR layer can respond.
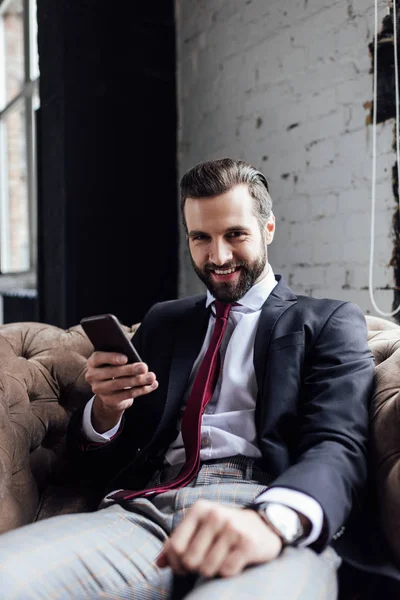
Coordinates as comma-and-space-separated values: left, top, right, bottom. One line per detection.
83, 267, 323, 546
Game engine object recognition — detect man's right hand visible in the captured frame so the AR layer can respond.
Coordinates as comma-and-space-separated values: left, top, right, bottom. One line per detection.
85, 352, 158, 434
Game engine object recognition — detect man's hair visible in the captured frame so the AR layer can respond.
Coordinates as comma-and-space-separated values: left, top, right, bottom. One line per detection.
180, 158, 272, 230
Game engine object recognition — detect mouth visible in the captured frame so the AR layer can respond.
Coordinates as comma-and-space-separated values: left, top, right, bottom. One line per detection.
209, 266, 241, 282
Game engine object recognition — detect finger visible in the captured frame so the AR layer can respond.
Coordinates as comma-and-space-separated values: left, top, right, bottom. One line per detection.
91, 372, 156, 393
219, 546, 250, 578
161, 504, 205, 572
92, 381, 158, 402
86, 362, 147, 381
167, 501, 207, 558
155, 551, 168, 568
88, 352, 132, 367
157, 542, 188, 575
131, 372, 157, 387
130, 380, 159, 397
198, 525, 239, 578
88, 352, 148, 370
181, 511, 225, 572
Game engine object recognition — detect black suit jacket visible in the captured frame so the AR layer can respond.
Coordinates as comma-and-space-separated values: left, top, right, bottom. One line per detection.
68, 275, 374, 553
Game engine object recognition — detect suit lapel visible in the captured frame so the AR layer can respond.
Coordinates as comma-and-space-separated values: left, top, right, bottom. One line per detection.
254, 276, 297, 395
150, 297, 210, 443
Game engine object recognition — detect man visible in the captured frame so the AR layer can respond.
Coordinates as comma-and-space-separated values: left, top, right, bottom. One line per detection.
0, 158, 374, 599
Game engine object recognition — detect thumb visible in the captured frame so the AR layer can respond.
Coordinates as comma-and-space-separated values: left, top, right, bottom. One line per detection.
155, 551, 168, 568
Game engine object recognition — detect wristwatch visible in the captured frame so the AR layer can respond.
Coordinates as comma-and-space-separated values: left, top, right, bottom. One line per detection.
249, 502, 305, 546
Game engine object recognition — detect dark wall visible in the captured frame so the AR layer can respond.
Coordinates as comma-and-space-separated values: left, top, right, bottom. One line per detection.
37, 1, 178, 328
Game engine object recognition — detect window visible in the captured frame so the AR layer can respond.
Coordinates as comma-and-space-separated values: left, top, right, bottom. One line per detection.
0, 0, 39, 277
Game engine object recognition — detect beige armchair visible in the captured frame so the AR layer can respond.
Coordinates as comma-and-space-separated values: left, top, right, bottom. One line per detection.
0, 313, 400, 575
0, 320, 138, 533
368, 315, 400, 565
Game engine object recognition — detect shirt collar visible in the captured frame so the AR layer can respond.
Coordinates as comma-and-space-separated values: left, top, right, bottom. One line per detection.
205, 266, 277, 311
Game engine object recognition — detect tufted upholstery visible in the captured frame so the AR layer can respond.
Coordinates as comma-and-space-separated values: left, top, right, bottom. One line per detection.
1, 313, 400, 572
0, 320, 139, 534
367, 315, 400, 566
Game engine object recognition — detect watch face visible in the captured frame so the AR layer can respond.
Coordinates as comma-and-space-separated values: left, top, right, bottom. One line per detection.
265, 503, 303, 544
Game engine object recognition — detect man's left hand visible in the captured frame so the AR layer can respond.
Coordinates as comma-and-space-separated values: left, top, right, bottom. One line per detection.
156, 499, 283, 578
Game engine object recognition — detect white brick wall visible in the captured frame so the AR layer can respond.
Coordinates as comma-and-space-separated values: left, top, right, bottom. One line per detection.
176, 0, 396, 318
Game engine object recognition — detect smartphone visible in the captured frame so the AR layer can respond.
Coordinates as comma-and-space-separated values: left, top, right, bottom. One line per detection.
80, 313, 142, 364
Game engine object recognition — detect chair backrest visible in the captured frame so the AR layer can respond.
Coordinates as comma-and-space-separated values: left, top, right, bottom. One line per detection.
0, 320, 138, 533
366, 315, 400, 564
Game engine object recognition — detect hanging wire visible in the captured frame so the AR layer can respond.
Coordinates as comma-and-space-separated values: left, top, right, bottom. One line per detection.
369, 0, 400, 316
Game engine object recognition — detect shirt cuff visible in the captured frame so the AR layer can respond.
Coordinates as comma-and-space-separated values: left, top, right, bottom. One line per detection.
255, 487, 324, 547
82, 396, 122, 442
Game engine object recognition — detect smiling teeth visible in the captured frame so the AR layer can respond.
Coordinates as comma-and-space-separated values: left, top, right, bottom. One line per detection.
214, 268, 236, 275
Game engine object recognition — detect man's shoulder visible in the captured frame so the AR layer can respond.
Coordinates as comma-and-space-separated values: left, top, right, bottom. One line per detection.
282, 289, 366, 330
143, 294, 207, 325
295, 294, 350, 311
292, 291, 362, 317
286, 294, 367, 342
151, 294, 206, 313
276, 276, 364, 319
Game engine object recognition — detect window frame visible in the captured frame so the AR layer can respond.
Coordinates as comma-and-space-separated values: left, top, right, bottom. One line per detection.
0, 0, 39, 279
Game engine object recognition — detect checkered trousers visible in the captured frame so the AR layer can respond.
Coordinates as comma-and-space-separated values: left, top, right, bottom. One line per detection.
0, 455, 340, 600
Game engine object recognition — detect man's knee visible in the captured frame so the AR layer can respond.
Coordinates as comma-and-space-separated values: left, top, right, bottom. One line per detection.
185, 547, 340, 600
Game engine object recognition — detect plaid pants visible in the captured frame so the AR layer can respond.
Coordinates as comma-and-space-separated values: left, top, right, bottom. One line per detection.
0, 456, 340, 599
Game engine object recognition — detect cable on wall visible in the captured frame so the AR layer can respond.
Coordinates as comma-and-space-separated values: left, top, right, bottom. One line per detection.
369, 0, 400, 316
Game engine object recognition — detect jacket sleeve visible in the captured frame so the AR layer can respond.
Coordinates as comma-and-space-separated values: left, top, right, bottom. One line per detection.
65, 312, 149, 489
263, 302, 375, 550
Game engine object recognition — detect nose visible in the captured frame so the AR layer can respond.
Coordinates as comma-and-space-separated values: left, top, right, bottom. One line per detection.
209, 239, 233, 266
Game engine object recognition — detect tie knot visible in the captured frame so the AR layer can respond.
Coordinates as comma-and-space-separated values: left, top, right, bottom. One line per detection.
215, 301, 232, 320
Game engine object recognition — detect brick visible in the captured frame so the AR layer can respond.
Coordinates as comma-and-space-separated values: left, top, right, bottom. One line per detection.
308, 193, 338, 218
295, 164, 353, 194
290, 220, 317, 246
308, 108, 348, 139
335, 74, 372, 104
280, 47, 309, 75
177, 0, 213, 43
291, 61, 360, 97
243, 82, 294, 116
310, 3, 350, 32
296, 29, 337, 64
313, 241, 346, 265
276, 100, 309, 132
334, 17, 369, 56
354, 264, 392, 289
290, 265, 326, 289
292, 243, 315, 265
352, 0, 376, 17
307, 89, 337, 119
307, 139, 337, 169
337, 188, 370, 214
285, 194, 311, 223
241, 0, 272, 24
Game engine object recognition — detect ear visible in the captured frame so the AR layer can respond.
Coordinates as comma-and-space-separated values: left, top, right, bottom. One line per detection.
265, 213, 275, 245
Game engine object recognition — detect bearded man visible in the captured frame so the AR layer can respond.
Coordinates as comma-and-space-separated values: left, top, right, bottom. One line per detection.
0, 159, 375, 599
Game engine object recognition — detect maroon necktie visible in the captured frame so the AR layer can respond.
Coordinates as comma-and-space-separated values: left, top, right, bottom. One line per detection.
109, 300, 233, 501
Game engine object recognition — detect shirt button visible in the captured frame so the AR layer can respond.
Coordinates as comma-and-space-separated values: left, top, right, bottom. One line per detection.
201, 435, 211, 449
205, 406, 215, 415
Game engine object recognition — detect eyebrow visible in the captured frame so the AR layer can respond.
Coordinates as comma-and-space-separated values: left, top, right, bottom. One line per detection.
188, 226, 250, 239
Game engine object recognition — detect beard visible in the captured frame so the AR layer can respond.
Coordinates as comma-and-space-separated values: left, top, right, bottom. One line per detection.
191, 243, 268, 303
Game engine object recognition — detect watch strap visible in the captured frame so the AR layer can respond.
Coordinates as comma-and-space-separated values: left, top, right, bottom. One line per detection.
246, 501, 305, 546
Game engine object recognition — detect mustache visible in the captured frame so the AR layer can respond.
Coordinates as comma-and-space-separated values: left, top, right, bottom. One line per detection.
204, 262, 244, 272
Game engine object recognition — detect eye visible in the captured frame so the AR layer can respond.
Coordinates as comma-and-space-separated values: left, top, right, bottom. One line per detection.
192, 234, 209, 242
226, 231, 246, 239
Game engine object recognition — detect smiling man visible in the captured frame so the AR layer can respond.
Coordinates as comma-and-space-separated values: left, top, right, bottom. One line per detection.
187, 184, 274, 303
0, 159, 374, 599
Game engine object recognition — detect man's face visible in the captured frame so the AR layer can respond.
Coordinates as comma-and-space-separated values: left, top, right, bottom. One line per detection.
185, 184, 275, 303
